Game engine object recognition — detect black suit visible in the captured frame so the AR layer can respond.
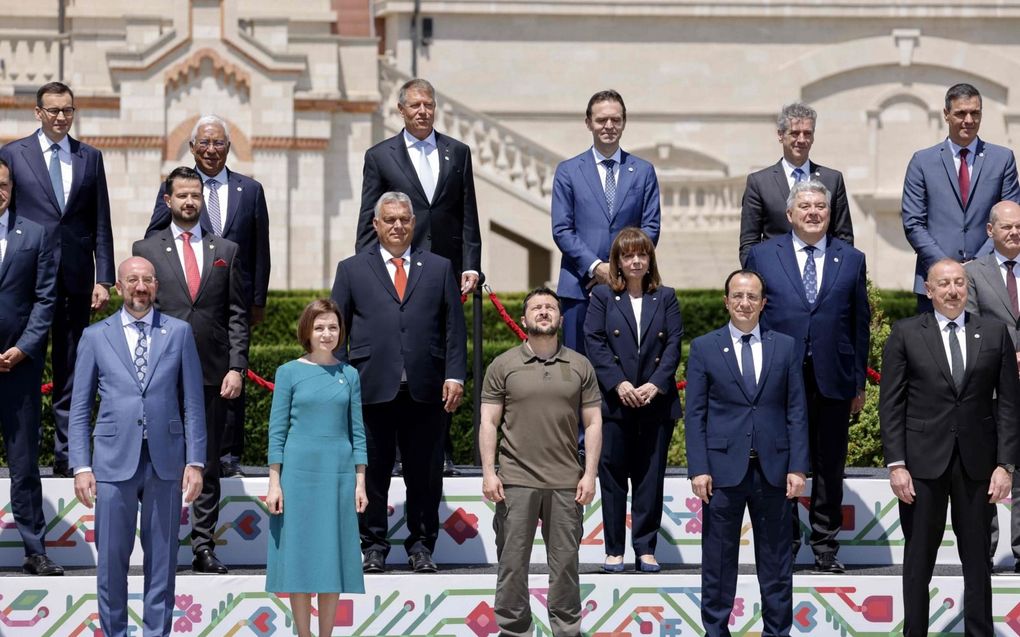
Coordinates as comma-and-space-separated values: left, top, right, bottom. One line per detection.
355, 130, 481, 275
147, 167, 271, 464
738, 159, 853, 266
133, 228, 249, 555
0, 213, 56, 558
331, 247, 466, 558
880, 312, 1020, 637
0, 133, 115, 469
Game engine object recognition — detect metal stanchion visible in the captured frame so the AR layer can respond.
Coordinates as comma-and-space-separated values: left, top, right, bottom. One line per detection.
471, 272, 486, 466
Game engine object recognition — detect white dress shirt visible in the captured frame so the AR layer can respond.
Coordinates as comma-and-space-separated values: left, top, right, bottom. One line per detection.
0, 212, 8, 264
947, 137, 978, 174
587, 146, 624, 277
37, 130, 72, 204
994, 250, 1020, 292
403, 129, 439, 196
791, 233, 827, 297
171, 222, 204, 275
728, 321, 763, 383
782, 157, 812, 189
934, 310, 967, 374
197, 166, 230, 234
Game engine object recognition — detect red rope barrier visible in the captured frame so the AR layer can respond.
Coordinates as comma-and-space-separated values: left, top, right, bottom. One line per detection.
485, 285, 528, 342
247, 369, 275, 392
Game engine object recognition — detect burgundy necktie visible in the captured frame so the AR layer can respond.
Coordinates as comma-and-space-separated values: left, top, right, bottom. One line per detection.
959, 148, 970, 208
180, 231, 201, 301
1007, 261, 1019, 316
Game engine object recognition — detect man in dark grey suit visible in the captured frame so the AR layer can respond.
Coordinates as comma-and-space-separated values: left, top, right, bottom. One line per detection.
965, 199, 1020, 572
739, 102, 854, 266
132, 166, 249, 575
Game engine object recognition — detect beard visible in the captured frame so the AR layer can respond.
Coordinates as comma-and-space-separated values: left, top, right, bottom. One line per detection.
523, 321, 559, 337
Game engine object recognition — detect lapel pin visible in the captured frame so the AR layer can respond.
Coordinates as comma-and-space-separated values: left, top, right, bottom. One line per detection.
416, 261, 422, 266
161, 328, 167, 335
833, 257, 839, 262
444, 156, 450, 161
236, 186, 242, 191
339, 377, 345, 384
614, 295, 621, 301
974, 333, 981, 339
209, 244, 215, 250
723, 347, 730, 353
166, 247, 172, 252
652, 297, 656, 301
628, 166, 634, 172
15, 229, 21, 235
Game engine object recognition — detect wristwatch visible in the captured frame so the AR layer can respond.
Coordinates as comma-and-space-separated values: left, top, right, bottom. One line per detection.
231, 367, 246, 375
999, 463, 1016, 474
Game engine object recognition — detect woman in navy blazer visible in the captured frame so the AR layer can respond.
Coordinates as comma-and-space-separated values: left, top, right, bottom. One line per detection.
584, 227, 683, 572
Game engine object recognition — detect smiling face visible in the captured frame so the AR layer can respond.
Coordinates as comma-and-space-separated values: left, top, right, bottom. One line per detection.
372, 201, 415, 255
779, 117, 814, 166
309, 312, 341, 355
944, 95, 982, 147
164, 177, 204, 229
521, 293, 562, 337
787, 189, 831, 244
190, 123, 231, 177
116, 257, 159, 317
925, 260, 968, 319
586, 99, 626, 154
724, 274, 766, 333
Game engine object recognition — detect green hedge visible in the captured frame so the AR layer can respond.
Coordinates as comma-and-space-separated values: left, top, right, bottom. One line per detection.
3, 286, 913, 468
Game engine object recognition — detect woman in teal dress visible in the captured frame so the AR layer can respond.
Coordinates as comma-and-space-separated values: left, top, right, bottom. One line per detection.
265, 299, 368, 637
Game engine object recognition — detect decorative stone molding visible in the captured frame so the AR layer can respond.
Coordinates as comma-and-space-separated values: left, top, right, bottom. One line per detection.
80, 136, 163, 149
165, 47, 251, 94
251, 137, 329, 150
294, 98, 378, 113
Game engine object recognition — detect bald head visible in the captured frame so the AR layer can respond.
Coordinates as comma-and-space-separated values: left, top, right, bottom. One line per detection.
988, 200, 1020, 259
116, 257, 158, 318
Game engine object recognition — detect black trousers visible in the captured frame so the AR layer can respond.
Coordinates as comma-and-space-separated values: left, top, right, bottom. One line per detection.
901, 447, 995, 637
360, 387, 445, 557
50, 281, 92, 467
1, 361, 46, 556
219, 385, 245, 463
791, 357, 851, 557
598, 417, 672, 557
190, 385, 226, 554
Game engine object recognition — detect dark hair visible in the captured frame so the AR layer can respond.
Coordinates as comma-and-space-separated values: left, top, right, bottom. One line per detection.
0, 157, 9, 172
164, 166, 204, 196
724, 269, 767, 298
297, 299, 345, 353
607, 227, 660, 294
36, 82, 73, 107
945, 83, 982, 111
586, 89, 626, 121
523, 286, 561, 313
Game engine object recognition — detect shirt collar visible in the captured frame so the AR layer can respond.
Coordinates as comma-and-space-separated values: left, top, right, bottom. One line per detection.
403, 129, 437, 149
781, 156, 812, 177
37, 129, 70, 155
170, 221, 202, 241
519, 340, 567, 363
994, 250, 1020, 268
791, 231, 827, 254
947, 137, 978, 158
592, 146, 623, 165
120, 306, 154, 328
195, 166, 228, 185
379, 244, 412, 262
934, 309, 966, 331
727, 321, 762, 342
0, 211, 9, 230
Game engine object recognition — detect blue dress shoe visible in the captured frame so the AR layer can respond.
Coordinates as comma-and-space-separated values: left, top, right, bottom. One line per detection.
602, 558, 626, 573
636, 557, 661, 573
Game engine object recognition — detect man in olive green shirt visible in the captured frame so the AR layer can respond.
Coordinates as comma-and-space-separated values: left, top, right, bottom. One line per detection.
480, 286, 602, 637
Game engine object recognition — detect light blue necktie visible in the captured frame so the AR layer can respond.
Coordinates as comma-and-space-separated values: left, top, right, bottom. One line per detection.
602, 158, 616, 217
416, 141, 436, 202
133, 321, 148, 384
802, 245, 818, 305
205, 178, 222, 237
48, 143, 65, 211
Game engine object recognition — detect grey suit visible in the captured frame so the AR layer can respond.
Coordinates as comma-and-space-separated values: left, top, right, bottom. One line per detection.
966, 253, 1020, 565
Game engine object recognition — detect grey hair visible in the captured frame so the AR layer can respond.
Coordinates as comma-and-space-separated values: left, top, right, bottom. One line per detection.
398, 78, 436, 106
374, 191, 415, 218
190, 115, 231, 143
776, 102, 817, 135
786, 178, 831, 211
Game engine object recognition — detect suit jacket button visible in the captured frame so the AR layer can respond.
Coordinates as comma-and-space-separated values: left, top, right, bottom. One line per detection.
654, 357, 661, 363
137, 419, 143, 426
658, 331, 664, 339
613, 329, 620, 336
613, 355, 619, 362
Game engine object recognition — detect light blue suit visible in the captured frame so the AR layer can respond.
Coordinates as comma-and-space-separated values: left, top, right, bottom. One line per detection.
902, 137, 1020, 293
68, 309, 205, 637
551, 148, 660, 353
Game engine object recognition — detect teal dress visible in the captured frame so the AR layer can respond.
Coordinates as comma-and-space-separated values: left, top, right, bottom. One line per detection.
265, 360, 367, 593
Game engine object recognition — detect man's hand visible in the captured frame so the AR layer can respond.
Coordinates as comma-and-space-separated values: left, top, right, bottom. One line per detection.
989, 466, 1013, 503
265, 483, 283, 515
442, 380, 464, 413
616, 380, 643, 408
575, 472, 596, 505
593, 262, 612, 285
0, 347, 26, 372
851, 388, 866, 414
634, 382, 660, 405
692, 474, 713, 503
91, 283, 111, 311
182, 466, 203, 504
461, 272, 479, 295
74, 471, 97, 508
482, 470, 505, 502
889, 466, 915, 504
220, 370, 243, 399
355, 472, 368, 513
786, 472, 806, 499
249, 305, 266, 326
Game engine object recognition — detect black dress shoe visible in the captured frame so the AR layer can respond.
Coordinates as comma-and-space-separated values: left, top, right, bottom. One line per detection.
409, 551, 437, 573
23, 554, 64, 576
363, 550, 385, 573
192, 549, 228, 574
443, 459, 461, 477
813, 553, 845, 574
220, 461, 244, 478
52, 464, 72, 478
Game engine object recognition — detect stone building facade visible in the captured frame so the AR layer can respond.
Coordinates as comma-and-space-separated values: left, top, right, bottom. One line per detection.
2, 0, 1016, 292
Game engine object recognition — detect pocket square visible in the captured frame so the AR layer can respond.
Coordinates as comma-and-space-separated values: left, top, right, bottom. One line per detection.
213, 258, 228, 267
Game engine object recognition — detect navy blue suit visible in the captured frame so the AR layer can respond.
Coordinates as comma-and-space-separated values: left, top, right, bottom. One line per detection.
685, 326, 809, 637
584, 284, 682, 557
745, 234, 870, 558
0, 132, 114, 469
551, 149, 660, 354
331, 247, 466, 557
0, 213, 56, 557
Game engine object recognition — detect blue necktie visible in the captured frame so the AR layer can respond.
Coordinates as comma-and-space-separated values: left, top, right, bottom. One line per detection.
48, 143, 65, 212
802, 245, 818, 304
205, 178, 222, 237
602, 159, 616, 217
741, 334, 756, 395
793, 167, 805, 183
133, 321, 148, 384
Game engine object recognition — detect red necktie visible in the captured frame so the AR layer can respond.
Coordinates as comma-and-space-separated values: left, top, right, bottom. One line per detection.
180, 231, 201, 300
391, 257, 406, 300
959, 148, 970, 208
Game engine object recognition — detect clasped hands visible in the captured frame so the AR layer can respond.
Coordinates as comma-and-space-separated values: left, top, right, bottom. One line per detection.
616, 380, 659, 408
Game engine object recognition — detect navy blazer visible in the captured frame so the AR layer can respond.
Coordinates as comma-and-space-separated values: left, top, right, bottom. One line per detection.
0, 213, 56, 363
0, 132, 114, 293
902, 137, 1020, 293
551, 150, 660, 300
745, 234, 870, 400
355, 131, 481, 275
147, 168, 271, 308
331, 247, 467, 405
684, 326, 809, 489
583, 284, 683, 422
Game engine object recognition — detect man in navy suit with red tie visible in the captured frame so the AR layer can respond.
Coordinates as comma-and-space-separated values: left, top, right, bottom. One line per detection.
0, 82, 115, 478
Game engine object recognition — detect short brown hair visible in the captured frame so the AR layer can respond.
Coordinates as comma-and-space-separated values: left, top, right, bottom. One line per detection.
37, 81, 73, 107
297, 299, 344, 353
608, 227, 660, 294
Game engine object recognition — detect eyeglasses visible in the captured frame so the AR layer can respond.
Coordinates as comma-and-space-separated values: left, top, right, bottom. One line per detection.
39, 107, 75, 117
193, 139, 228, 150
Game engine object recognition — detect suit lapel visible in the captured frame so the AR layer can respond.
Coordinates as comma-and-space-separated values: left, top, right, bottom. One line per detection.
580, 153, 611, 220
613, 152, 637, 214
771, 160, 791, 200
158, 230, 190, 300
431, 133, 451, 204
20, 138, 62, 214
921, 313, 957, 392
967, 139, 986, 209
813, 240, 845, 309
939, 143, 964, 209
390, 133, 429, 202
715, 329, 753, 402
961, 314, 982, 391
977, 256, 1017, 321
64, 137, 85, 215
614, 293, 639, 343
776, 237, 811, 310
0, 216, 25, 285
221, 169, 243, 236
141, 311, 166, 393
401, 249, 426, 305
639, 292, 658, 343
367, 249, 401, 304
104, 316, 143, 388
754, 331, 776, 400
194, 233, 216, 302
